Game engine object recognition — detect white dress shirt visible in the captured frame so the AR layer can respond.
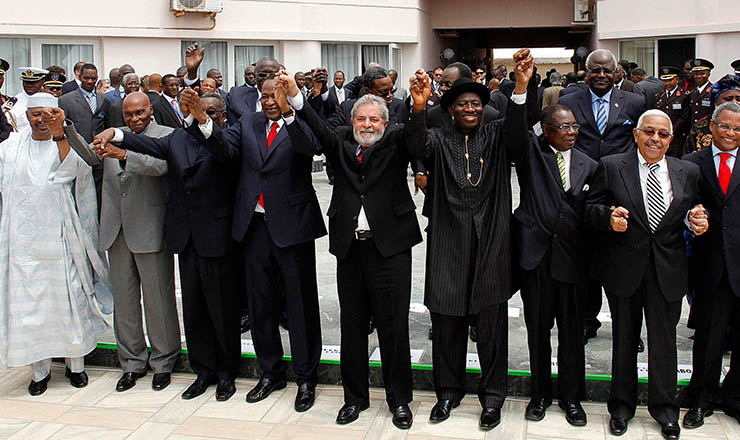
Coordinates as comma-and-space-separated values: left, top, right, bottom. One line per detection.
711, 143, 738, 175
550, 146, 572, 190
637, 150, 674, 217
335, 86, 346, 104
590, 88, 612, 123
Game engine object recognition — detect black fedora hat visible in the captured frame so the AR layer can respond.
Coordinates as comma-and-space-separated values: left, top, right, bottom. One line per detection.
440, 77, 490, 109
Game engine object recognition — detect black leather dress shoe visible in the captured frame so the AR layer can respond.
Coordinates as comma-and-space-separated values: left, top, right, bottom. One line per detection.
609, 417, 628, 436
479, 407, 501, 430
240, 313, 251, 334
246, 377, 286, 403
429, 399, 459, 422
152, 373, 171, 391
661, 421, 680, 440
116, 371, 147, 392
181, 376, 215, 400
583, 327, 598, 345
558, 401, 587, 426
28, 374, 50, 396
390, 404, 413, 429
294, 383, 316, 412
216, 379, 236, 401
525, 398, 551, 421
336, 402, 370, 424
65, 367, 88, 388
683, 407, 712, 428
638, 338, 645, 353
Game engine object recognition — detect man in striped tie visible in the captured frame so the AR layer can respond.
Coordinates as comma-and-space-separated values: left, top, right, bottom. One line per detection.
512, 104, 598, 427
585, 109, 708, 440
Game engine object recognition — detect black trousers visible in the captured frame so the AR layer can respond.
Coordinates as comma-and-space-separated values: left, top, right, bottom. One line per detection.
243, 214, 322, 386
687, 270, 740, 410
521, 262, 585, 403
431, 304, 508, 409
337, 239, 412, 408
606, 260, 682, 425
584, 278, 602, 333
179, 239, 241, 381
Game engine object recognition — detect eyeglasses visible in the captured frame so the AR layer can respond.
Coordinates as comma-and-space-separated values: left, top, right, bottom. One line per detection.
440, 81, 454, 88
588, 68, 615, 75
373, 89, 393, 97
714, 121, 740, 132
205, 109, 224, 116
636, 128, 672, 139
256, 71, 276, 79
546, 123, 580, 132
476, 70, 485, 75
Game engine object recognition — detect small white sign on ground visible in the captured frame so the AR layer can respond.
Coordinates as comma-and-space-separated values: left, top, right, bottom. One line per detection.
508, 307, 520, 318
240, 339, 256, 354
409, 303, 428, 313
369, 348, 424, 364
321, 345, 342, 361
466, 353, 480, 370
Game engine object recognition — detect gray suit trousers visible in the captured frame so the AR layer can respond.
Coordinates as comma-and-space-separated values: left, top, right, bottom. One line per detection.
110, 230, 180, 373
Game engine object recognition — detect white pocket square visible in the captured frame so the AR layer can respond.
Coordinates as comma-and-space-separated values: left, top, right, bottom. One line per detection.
622, 120, 633, 126
583, 184, 590, 192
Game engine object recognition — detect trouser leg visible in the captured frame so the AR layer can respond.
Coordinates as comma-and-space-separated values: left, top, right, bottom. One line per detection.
431, 312, 468, 403
606, 291, 643, 420
31, 359, 52, 382
555, 282, 586, 402
475, 303, 508, 409
521, 265, 555, 401
65, 357, 84, 373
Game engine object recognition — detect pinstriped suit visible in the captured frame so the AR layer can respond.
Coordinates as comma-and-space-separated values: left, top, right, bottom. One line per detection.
66, 120, 181, 374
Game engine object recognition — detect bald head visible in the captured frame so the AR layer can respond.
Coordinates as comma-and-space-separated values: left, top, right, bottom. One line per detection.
122, 92, 153, 134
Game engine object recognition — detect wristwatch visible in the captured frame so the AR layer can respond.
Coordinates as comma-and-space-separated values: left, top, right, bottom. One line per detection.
282, 110, 294, 118
52, 134, 66, 142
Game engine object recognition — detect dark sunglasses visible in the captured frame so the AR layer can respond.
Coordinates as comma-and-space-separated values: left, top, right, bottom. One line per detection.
256, 71, 276, 79
636, 128, 672, 139
205, 109, 224, 116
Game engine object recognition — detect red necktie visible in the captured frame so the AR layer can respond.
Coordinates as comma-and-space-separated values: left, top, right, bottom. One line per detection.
719, 152, 732, 195
357, 145, 369, 164
258, 122, 280, 209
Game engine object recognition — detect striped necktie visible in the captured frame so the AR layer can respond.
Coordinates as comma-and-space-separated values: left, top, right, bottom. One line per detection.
645, 162, 666, 232
556, 151, 567, 190
596, 98, 607, 134
85, 92, 97, 113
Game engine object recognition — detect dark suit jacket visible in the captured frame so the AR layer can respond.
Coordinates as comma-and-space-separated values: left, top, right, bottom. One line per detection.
58, 88, 112, 143
585, 152, 702, 301
152, 95, 184, 129
343, 75, 363, 99
0, 110, 11, 142
559, 82, 589, 97
104, 88, 123, 106
513, 135, 598, 284
616, 78, 635, 93
295, 95, 422, 260
559, 87, 646, 161
196, 112, 327, 246
118, 126, 237, 258
105, 98, 125, 129
227, 85, 258, 124
488, 90, 509, 115
690, 82, 713, 125
217, 88, 231, 110
61, 80, 79, 95
146, 91, 161, 105
683, 148, 740, 297
633, 76, 663, 110
327, 86, 353, 113
656, 88, 691, 157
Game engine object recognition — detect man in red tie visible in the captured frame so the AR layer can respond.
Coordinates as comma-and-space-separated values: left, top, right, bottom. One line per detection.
187, 77, 327, 413
682, 102, 740, 429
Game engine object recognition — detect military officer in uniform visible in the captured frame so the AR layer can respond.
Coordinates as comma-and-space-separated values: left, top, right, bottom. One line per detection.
41, 72, 66, 98
0, 59, 17, 131
688, 59, 714, 130
731, 60, 740, 76
686, 75, 740, 154
656, 66, 691, 157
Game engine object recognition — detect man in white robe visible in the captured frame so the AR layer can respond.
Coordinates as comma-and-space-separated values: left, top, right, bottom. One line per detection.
0, 92, 112, 396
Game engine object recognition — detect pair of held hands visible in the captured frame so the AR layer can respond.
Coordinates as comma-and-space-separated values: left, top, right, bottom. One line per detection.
609, 205, 709, 235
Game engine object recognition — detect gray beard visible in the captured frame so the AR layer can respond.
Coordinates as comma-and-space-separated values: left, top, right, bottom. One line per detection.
353, 127, 385, 146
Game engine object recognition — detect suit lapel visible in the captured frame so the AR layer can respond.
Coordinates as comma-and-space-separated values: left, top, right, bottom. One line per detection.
604, 89, 624, 134
95, 92, 105, 115
252, 115, 268, 163
698, 148, 725, 199
568, 150, 587, 192
725, 154, 740, 199
538, 138, 563, 188
578, 92, 599, 133
264, 122, 288, 162
74, 90, 93, 115
618, 153, 650, 229
657, 157, 686, 231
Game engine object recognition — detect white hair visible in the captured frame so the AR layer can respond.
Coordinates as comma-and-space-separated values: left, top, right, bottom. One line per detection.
637, 109, 673, 134
350, 94, 388, 121
585, 49, 617, 70
122, 73, 139, 83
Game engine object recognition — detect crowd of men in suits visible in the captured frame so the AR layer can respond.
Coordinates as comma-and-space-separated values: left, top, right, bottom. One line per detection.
1, 43, 739, 440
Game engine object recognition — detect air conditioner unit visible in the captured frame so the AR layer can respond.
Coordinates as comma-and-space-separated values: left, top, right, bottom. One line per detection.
573, 0, 591, 22
171, 0, 223, 13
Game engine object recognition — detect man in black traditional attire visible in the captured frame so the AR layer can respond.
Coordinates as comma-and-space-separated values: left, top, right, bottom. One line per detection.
406, 49, 536, 430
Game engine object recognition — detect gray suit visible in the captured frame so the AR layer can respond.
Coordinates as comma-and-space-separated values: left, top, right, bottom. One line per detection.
67, 120, 181, 374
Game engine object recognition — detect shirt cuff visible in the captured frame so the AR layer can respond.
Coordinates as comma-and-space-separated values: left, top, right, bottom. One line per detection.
283, 115, 295, 125
198, 118, 213, 138
321, 90, 330, 101
288, 92, 305, 111
112, 128, 124, 143
183, 114, 194, 127
511, 92, 526, 105
183, 76, 198, 86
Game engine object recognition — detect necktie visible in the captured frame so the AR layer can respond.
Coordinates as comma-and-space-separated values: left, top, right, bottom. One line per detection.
596, 98, 607, 134
646, 163, 666, 232
86, 92, 97, 113
258, 122, 280, 209
170, 99, 183, 123
357, 145, 369, 164
719, 152, 732, 195
556, 151, 567, 190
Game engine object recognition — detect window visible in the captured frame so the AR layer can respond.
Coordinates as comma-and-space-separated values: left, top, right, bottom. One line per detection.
390, 44, 402, 80
619, 40, 655, 77
181, 40, 228, 86
41, 43, 94, 83
0, 38, 31, 97
234, 45, 274, 86
361, 45, 389, 71
321, 44, 359, 84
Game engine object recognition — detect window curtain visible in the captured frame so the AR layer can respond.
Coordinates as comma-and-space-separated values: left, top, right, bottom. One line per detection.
619, 40, 655, 77
41, 43, 93, 85
0, 38, 31, 97
181, 40, 228, 87
234, 45, 274, 86
321, 43, 359, 85
361, 45, 389, 71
